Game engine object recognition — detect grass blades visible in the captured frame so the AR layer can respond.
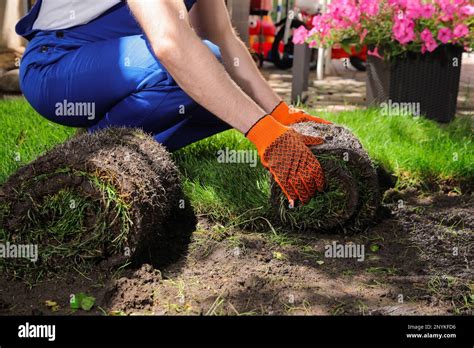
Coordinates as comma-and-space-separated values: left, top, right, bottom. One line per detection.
0, 99, 75, 183
317, 108, 473, 188
0, 169, 133, 278
1, 98, 472, 230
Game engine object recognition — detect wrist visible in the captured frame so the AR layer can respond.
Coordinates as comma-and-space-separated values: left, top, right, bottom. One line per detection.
270, 101, 293, 125
246, 115, 288, 157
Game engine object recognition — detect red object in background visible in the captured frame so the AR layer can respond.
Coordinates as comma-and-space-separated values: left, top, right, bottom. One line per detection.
250, 0, 273, 11
332, 45, 367, 61
249, 17, 275, 37
249, 16, 282, 60
251, 41, 277, 60
249, 0, 276, 62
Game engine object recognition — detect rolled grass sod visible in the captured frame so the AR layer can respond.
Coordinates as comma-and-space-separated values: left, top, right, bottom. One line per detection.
177, 122, 381, 233
271, 123, 381, 233
0, 128, 196, 279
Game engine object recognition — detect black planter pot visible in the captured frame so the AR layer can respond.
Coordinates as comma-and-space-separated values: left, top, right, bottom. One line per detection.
366, 45, 463, 123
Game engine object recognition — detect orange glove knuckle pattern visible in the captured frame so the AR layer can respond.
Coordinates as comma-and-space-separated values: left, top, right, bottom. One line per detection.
262, 130, 325, 205
246, 115, 325, 206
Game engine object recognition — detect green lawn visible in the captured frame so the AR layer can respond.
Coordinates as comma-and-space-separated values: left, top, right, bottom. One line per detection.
1, 98, 472, 226
0, 99, 76, 183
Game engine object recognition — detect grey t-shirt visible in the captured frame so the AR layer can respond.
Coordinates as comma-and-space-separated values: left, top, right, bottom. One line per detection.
32, 0, 121, 30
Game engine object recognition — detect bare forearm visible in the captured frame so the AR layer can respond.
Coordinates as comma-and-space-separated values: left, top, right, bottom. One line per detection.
158, 30, 264, 133
127, 0, 265, 133
219, 35, 282, 113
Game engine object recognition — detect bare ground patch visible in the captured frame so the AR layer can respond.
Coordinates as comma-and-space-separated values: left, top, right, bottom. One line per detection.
0, 190, 472, 316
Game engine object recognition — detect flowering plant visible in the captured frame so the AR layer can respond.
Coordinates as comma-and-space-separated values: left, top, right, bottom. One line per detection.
293, 0, 473, 60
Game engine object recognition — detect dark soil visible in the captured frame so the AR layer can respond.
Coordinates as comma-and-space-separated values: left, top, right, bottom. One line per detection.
1, 189, 471, 316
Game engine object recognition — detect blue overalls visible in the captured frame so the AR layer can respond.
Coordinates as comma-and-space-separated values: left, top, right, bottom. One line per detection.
16, 0, 231, 151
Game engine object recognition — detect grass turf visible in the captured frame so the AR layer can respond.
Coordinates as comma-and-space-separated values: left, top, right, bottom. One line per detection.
0, 99, 76, 183
0, 127, 195, 278
0, 168, 131, 278
0, 98, 472, 229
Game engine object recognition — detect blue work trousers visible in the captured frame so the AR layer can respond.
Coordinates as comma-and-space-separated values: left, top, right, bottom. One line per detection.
19, 3, 231, 151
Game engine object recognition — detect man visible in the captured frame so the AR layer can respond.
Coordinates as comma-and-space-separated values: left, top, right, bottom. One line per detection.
16, 0, 331, 207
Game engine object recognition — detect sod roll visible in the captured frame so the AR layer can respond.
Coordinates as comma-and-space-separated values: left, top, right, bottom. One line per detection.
271, 122, 381, 233
0, 128, 196, 277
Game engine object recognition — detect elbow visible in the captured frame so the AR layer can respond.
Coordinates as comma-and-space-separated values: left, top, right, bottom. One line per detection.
152, 28, 195, 65
152, 36, 179, 62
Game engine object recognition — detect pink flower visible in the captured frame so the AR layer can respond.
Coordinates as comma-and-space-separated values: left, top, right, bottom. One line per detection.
308, 40, 318, 48
308, 27, 318, 37
437, 1, 456, 22
405, 0, 422, 19
341, 2, 361, 25
312, 15, 330, 35
424, 39, 439, 53
453, 24, 469, 38
293, 26, 309, 45
420, 4, 436, 19
312, 15, 321, 27
437, 27, 453, 44
328, 0, 360, 29
420, 28, 434, 42
392, 17, 416, 45
389, 0, 408, 8
300, 0, 471, 58
360, 0, 380, 16
368, 47, 384, 59
420, 29, 438, 53
460, 5, 474, 17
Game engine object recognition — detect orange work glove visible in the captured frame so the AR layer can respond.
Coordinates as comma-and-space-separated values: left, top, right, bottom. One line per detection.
246, 115, 325, 207
270, 101, 332, 126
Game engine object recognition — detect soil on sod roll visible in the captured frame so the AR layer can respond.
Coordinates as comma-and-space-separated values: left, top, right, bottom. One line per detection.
271, 123, 381, 233
0, 128, 196, 279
